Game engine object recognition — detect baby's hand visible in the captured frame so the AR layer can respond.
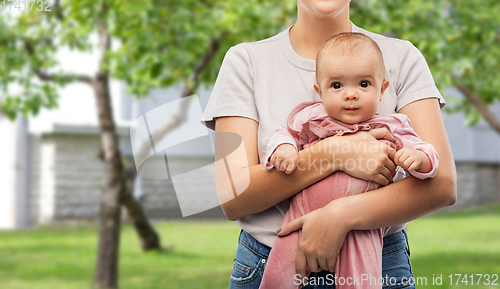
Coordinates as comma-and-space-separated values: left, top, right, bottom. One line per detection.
270, 144, 299, 174
394, 147, 426, 173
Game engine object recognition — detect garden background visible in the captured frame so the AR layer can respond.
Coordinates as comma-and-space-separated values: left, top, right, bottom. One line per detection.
0, 1, 499, 288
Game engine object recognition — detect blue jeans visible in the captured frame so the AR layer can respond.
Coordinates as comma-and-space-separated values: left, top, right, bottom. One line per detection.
229, 230, 415, 289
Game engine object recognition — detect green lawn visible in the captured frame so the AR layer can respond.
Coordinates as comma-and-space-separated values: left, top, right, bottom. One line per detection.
407, 205, 500, 288
0, 206, 499, 289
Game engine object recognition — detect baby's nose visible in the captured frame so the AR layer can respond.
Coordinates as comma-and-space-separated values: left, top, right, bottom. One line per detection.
343, 90, 359, 100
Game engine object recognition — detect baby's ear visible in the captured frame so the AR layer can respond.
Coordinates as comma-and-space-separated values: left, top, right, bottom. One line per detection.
314, 83, 322, 98
380, 79, 389, 99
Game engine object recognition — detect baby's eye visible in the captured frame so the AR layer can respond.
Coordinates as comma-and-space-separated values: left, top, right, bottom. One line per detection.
360, 80, 370, 88
332, 82, 342, 89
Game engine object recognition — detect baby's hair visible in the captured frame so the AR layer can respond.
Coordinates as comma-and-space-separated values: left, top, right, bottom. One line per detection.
315, 32, 386, 82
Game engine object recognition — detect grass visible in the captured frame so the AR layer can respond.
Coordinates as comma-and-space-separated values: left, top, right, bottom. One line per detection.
407, 205, 500, 288
0, 205, 498, 289
0, 221, 241, 289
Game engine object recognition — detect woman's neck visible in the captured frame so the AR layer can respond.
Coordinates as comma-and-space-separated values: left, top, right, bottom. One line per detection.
290, 8, 352, 60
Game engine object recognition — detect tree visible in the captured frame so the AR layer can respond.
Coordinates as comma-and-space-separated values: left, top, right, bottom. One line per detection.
0, 1, 295, 288
351, 0, 500, 133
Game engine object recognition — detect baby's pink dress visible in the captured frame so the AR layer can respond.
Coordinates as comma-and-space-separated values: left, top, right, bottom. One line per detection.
260, 101, 439, 289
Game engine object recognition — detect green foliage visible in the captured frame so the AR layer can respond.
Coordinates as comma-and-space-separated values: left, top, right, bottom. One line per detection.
351, 0, 500, 125
7, 0, 498, 126
0, 0, 296, 119
0, 14, 60, 119
109, 0, 296, 96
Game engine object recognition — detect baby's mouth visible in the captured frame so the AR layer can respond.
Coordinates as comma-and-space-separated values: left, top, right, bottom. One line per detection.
344, 107, 359, 112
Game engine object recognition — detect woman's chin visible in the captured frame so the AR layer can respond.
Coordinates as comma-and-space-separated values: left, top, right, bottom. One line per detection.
299, 0, 350, 19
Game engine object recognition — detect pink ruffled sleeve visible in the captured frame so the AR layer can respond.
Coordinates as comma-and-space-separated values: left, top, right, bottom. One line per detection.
391, 114, 439, 179
264, 123, 299, 170
264, 101, 324, 170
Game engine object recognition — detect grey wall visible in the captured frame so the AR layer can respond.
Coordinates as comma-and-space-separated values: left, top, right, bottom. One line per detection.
443, 89, 500, 163
453, 163, 500, 210
29, 132, 224, 225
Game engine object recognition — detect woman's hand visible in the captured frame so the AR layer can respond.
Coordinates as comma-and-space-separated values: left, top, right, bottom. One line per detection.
277, 199, 349, 279
328, 127, 398, 185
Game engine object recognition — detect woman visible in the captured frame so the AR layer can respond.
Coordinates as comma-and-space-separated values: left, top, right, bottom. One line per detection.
201, 1, 457, 288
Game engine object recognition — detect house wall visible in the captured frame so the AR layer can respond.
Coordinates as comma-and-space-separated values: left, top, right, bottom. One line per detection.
453, 163, 500, 210
30, 134, 103, 223
139, 155, 224, 219
0, 115, 30, 228
29, 132, 225, 225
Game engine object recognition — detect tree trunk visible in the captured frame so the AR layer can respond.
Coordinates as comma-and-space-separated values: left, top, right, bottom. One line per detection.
96, 150, 162, 252
457, 84, 500, 135
122, 162, 162, 251
93, 72, 124, 289
92, 12, 163, 288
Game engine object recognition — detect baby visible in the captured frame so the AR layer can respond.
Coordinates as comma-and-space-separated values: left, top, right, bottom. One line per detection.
259, 33, 439, 289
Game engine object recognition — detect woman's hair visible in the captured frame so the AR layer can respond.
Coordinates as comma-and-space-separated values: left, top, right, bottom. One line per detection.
315, 32, 386, 81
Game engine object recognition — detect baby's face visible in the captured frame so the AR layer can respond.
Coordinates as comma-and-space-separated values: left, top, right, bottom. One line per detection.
314, 50, 388, 124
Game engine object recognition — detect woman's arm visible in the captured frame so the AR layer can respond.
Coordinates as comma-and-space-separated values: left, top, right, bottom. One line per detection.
278, 98, 457, 276
349, 98, 457, 226
215, 115, 398, 221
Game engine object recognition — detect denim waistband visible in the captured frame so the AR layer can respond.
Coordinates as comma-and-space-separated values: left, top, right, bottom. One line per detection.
239, 230, 271, 258
382, 230, 410, 257
240, 229, 409, 258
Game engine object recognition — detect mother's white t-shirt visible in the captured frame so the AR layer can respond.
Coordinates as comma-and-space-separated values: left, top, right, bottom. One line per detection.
201, 22, 445, 248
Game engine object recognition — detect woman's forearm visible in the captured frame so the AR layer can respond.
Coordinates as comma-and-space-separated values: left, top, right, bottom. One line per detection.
220, 140, 339, 221
330, 168, 456, 232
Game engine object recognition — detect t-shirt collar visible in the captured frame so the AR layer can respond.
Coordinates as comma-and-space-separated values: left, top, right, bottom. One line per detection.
279, 21, 358, 72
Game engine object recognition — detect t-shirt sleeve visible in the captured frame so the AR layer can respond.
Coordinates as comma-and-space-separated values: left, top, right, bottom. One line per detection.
201, 44, 258, 131
395, 41, 446, 112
